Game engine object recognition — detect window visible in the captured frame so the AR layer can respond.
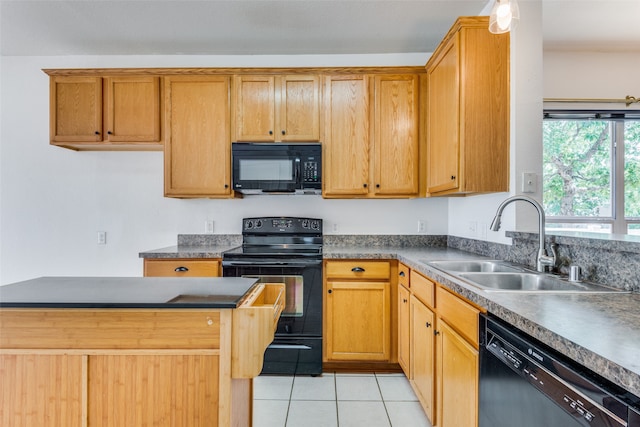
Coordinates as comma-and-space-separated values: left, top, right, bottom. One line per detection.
543, 110, 640, 235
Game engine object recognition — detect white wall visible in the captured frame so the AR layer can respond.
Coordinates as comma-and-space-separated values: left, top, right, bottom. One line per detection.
544, 51, 640, 99
0, 54, 449, 285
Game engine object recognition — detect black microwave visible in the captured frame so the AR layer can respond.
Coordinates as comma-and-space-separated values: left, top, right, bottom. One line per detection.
231, 142, 322, 195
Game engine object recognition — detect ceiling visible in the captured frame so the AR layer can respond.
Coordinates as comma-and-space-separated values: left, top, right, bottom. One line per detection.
1, 0, 639, 56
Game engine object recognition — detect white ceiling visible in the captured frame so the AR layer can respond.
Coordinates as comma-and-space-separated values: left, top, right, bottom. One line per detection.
1, 0, 639, 56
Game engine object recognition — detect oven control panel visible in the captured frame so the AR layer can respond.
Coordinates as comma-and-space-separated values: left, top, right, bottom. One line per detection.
243, 217, 322, 233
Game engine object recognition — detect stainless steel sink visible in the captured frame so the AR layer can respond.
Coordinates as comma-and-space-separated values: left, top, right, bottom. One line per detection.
427, 260, 526, 273
457, 272, 625, 293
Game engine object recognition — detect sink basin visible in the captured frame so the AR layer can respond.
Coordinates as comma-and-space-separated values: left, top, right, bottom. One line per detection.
457, 272, 625, 293
427, 260, 526, 273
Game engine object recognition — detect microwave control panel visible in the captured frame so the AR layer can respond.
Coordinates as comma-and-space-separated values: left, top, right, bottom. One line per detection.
303, 161, 320, 183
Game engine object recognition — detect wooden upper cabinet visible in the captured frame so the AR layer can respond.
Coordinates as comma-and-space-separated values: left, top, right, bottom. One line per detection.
373, 74, 419, 196
49, 75, 162, 150
323, 74, 421, 198
234, 74, 320, 142
164, 76, 232, 198
322, 75, 371, 197
426, 16, 510, 196
105, 76, 161, 143
50, 76, 103, 144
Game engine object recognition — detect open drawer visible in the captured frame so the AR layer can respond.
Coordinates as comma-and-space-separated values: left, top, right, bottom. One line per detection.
231, 283, 285, 378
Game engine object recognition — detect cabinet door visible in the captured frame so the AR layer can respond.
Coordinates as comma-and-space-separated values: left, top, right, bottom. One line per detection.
373, 75, 419, 196
0, 353, 85, 426
410, 295, 435, 424
105, 76, 161, 143
164, 76, 232, 197
88, 354, 219, 427
322, 75, 371, 196
326, 280, 390, 361
50, 76, 103, 143
234, 75, 276, 141
278, 75, 320, 141
397, 284, 411, 375
427, 35, 460, 194
436, 319, 479, 427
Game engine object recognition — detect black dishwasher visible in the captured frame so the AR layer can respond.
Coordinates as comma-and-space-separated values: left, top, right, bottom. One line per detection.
479, 314, 640, 427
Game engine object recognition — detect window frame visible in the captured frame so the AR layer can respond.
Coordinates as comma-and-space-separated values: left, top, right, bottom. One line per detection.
543, 109, 640, 235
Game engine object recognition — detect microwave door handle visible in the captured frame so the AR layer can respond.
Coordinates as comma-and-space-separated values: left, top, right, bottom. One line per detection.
295, 158, 301, 182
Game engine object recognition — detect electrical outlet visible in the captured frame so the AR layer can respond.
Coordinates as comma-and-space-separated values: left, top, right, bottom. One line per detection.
522, 172, 537, 193
417, 220, 427, 233
479, 222, 488, 239
97, 231, 107, 245
468, 221, 477, 236
332, 223, 339, 232
205, 220, 214, 234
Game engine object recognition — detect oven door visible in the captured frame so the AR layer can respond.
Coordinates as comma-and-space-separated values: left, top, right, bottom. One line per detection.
222, 260, 322, 337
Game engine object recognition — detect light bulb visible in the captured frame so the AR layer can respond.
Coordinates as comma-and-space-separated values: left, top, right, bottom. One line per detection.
488, 0, 519, 34
496, 3, 513, 31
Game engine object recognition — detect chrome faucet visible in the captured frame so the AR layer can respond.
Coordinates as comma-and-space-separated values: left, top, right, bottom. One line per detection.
490, 195, 557, 272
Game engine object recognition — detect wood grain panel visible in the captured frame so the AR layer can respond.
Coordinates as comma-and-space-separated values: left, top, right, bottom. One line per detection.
436, 286, 479, 348
50, 76, 102, 143
278, 75, 320, 141
106, 76, 161, 143
0, 353, 85, 427
374, 74, 419, 195
88, 354, 219, 426
0, 309, 221, 349
410, 270, 435, 309
326, 281, 390, 361
235, 75, 276, 141
325, 260, 390, 279
164, 75, 231, 197
143, 258, 221, 277
322, 75, 371, 196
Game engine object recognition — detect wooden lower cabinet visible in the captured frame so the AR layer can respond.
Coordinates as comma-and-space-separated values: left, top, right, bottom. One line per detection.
325, 280, 391, 361
143, 258, 221, 277
410, 294, 436, 422
436, 319, 479, 427
324, 260, 394, 364
398, 264, 481, 427
397, 283, 411, 373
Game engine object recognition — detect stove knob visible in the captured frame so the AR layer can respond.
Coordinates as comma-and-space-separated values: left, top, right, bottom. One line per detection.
311, 220, 320, 230
246, 220, 253, 229
255, 220, 262, 228
302, 219, 309, 228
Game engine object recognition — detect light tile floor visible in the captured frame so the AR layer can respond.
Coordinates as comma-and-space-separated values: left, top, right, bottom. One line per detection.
253, 372, 432, 427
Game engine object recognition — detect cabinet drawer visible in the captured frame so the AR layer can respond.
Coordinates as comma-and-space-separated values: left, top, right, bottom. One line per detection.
436, 286, 479, 348
410, 271, 435, 309
398, 263, 410, 288
232, 283, 285, 378
144, 259, 220, 277
325, 261, 390, 279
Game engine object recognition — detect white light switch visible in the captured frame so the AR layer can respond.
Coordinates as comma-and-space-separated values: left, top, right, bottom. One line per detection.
522, 172, 537, 193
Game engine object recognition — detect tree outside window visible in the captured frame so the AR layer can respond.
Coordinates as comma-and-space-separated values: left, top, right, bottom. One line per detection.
542, 111, 640, 235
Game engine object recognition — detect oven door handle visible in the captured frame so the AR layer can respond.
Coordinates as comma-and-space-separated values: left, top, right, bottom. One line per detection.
268, 344, 312, 350
222, 260, 322, 268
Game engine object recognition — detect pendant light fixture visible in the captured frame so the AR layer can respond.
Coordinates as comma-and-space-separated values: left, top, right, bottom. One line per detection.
489, 0, 520, 34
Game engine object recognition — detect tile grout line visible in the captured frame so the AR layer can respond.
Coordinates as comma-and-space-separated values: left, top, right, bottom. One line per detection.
375, 372, 395, 427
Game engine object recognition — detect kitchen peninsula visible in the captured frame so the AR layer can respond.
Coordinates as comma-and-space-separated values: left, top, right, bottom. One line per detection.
0, 276, 284, 426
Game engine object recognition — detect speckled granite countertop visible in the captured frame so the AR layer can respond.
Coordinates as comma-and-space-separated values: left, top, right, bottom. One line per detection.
324, 245, 640, 399
139, 244, 239, 259
139, 240, 640, 398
